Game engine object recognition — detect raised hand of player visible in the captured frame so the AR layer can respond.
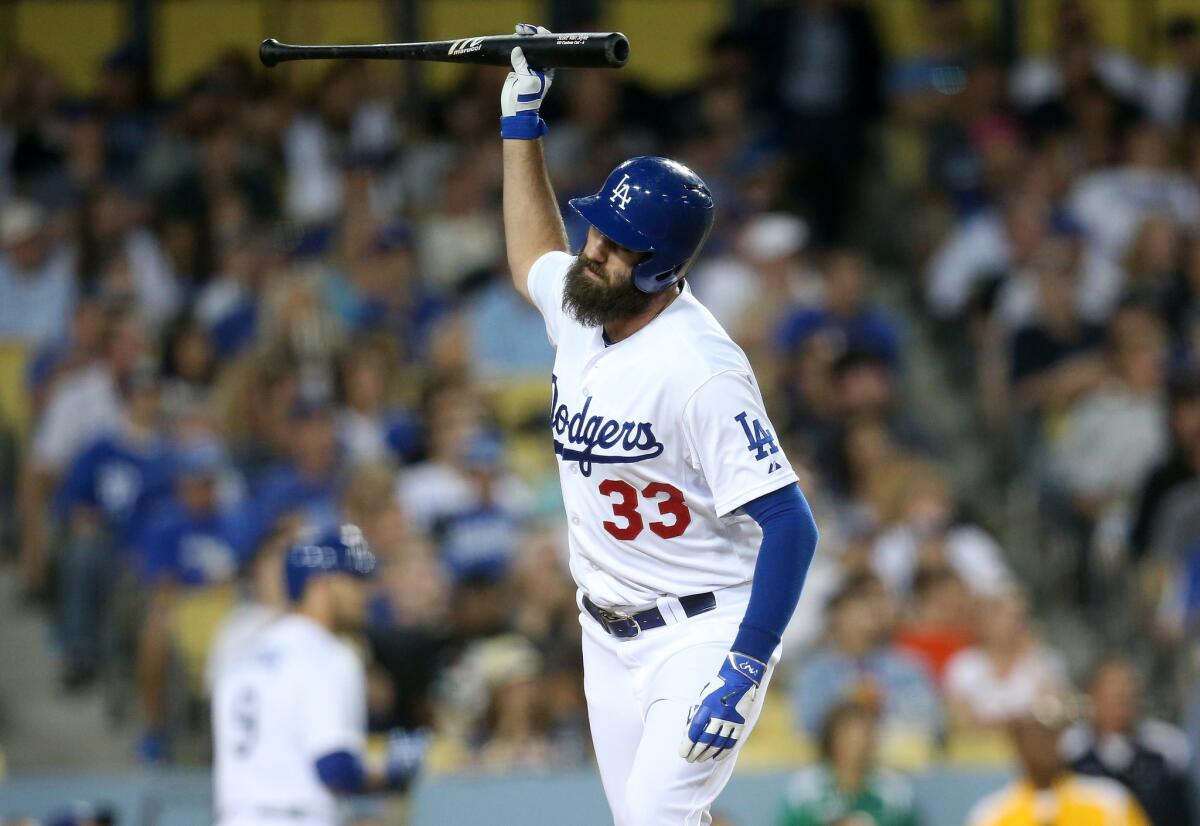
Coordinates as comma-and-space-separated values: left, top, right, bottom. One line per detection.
500, 23, 555, 139
678, 652, 767, 762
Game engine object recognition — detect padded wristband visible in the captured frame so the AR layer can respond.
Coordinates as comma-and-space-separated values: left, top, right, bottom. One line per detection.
500, 112, 548, 140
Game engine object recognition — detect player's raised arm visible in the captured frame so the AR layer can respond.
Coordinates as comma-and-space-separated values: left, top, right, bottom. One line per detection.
500, 24, 569, 302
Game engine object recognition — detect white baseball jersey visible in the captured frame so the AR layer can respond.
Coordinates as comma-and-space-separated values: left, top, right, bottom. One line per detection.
212, 614, 366, 824
528, 251, 798, 610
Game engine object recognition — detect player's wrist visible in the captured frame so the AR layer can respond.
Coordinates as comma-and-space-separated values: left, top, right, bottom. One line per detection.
730, 624, 779, 668
500, 112, 548, 139
721, 650, 768, 687
382, 727, 427, 790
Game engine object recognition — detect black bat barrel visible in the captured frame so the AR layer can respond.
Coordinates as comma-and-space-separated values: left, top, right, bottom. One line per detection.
259, 32, 629, 69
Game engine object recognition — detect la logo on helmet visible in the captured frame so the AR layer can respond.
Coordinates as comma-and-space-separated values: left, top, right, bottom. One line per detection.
609, 174, 633, 210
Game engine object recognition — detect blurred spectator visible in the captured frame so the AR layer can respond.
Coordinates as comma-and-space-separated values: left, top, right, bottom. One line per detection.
214, 353, 299, 478
397, 381, 529, 535
333, 340, 418, 467
26, 292, 109, 414
925, 191, 1048, 322
95, 44, 154, 184
283, 62, 398, 223
966, 692, 1150, 826
53, 365, 172, 688
1060, 658, 1193, 826
792, 573, 943, 756
893, 565, 974, 684
1129, 372, 1200, 560
1008, 248, 1107, 417
870, 464, 1012, 598
257, 271, 343, 397
1048, 302, 1169, 601
1121, 216, 1184, 316
0, 199, 76, 348
234, 396, 343, 556
466, 267, 555, 379
194, 226, 264, 361
467, 635, 571, 771
416, 157, 504, 292
30, 306, 146, 475
135, 439, 242, 762
807, 349, 936, 484
945, 589, 1070, 729
1010, 0, 1143, 111
158, 313, 217, 421
1155, 539, 1200, 648
342, 462, 446, 733
323, 221, 445, 358
928, 194, 1123, 331
1147, 18, 1200, 129
776, 700, 921, 826
511, 525, 579, 659
691, 213, 817, 351
78, 184, 179, 330
431, 435, 526, 583
1067, 122, 1200, 262
776, 249, 902, 370
746, 0, 885, 243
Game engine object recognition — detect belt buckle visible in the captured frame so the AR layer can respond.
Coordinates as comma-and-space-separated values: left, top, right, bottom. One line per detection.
598, 606, 640, 638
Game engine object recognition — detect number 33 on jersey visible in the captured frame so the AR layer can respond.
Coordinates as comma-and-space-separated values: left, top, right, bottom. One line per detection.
529, 251, 799, 610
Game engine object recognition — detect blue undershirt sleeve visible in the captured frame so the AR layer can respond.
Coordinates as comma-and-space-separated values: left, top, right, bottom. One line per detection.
315, 749, 366, 794
731, 483, 819, 663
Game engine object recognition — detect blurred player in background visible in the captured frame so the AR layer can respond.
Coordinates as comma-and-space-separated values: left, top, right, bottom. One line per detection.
500, 23, 819, 825
210, 525, 423, 826
966, 693, 1150, 826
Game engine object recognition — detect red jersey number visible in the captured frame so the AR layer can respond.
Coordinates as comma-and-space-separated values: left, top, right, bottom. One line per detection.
599, 480, 691, 541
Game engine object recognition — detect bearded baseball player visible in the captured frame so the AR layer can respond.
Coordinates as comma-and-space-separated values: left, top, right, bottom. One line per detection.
211, 525, 424, 826
500, 24, 820, 825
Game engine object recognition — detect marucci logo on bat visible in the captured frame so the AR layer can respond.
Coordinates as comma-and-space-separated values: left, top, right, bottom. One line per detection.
447, 38, 484, 56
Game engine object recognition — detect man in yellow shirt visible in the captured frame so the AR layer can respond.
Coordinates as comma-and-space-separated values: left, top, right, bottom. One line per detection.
967, 694, 1150, 826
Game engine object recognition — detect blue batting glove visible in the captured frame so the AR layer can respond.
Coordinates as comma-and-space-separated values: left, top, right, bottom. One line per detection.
678, 652, 766, 762
384, 727, 429, 788
500, 24, 555, 139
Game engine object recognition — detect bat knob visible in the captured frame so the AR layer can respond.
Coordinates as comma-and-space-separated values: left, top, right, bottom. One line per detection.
260, 38, 282, 67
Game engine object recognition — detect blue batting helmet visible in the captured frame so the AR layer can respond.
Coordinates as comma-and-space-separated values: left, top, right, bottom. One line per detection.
284, 524, 377, 602
569, 156, 715, 294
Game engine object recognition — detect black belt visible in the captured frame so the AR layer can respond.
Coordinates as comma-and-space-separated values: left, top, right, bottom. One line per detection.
582, 592, 716, 638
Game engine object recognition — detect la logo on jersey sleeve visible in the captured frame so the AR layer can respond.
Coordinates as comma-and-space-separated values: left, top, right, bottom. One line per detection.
734, 411, 782, 474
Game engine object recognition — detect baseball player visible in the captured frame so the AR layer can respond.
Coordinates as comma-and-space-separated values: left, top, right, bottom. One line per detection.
499, 24, 821, 825
211, 525, 422, 826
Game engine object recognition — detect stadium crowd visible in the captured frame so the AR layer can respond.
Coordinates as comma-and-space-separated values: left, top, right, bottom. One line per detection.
2, 0, 1200, 824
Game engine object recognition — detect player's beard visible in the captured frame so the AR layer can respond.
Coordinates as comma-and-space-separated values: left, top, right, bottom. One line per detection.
562, 252, 655, 328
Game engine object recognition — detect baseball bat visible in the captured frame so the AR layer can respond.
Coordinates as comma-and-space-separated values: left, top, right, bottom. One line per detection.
259, 32, 630, 69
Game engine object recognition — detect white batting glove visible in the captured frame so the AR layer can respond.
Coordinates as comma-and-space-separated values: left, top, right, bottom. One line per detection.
500, 23, 554, 140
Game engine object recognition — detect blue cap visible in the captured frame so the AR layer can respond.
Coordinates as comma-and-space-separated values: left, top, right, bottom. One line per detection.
462, 434, 504, 471
284, 524, 377, 601
175, 439, 225, 478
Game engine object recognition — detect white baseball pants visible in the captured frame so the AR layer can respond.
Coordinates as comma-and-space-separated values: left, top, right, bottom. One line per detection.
579, 584, 778, 826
